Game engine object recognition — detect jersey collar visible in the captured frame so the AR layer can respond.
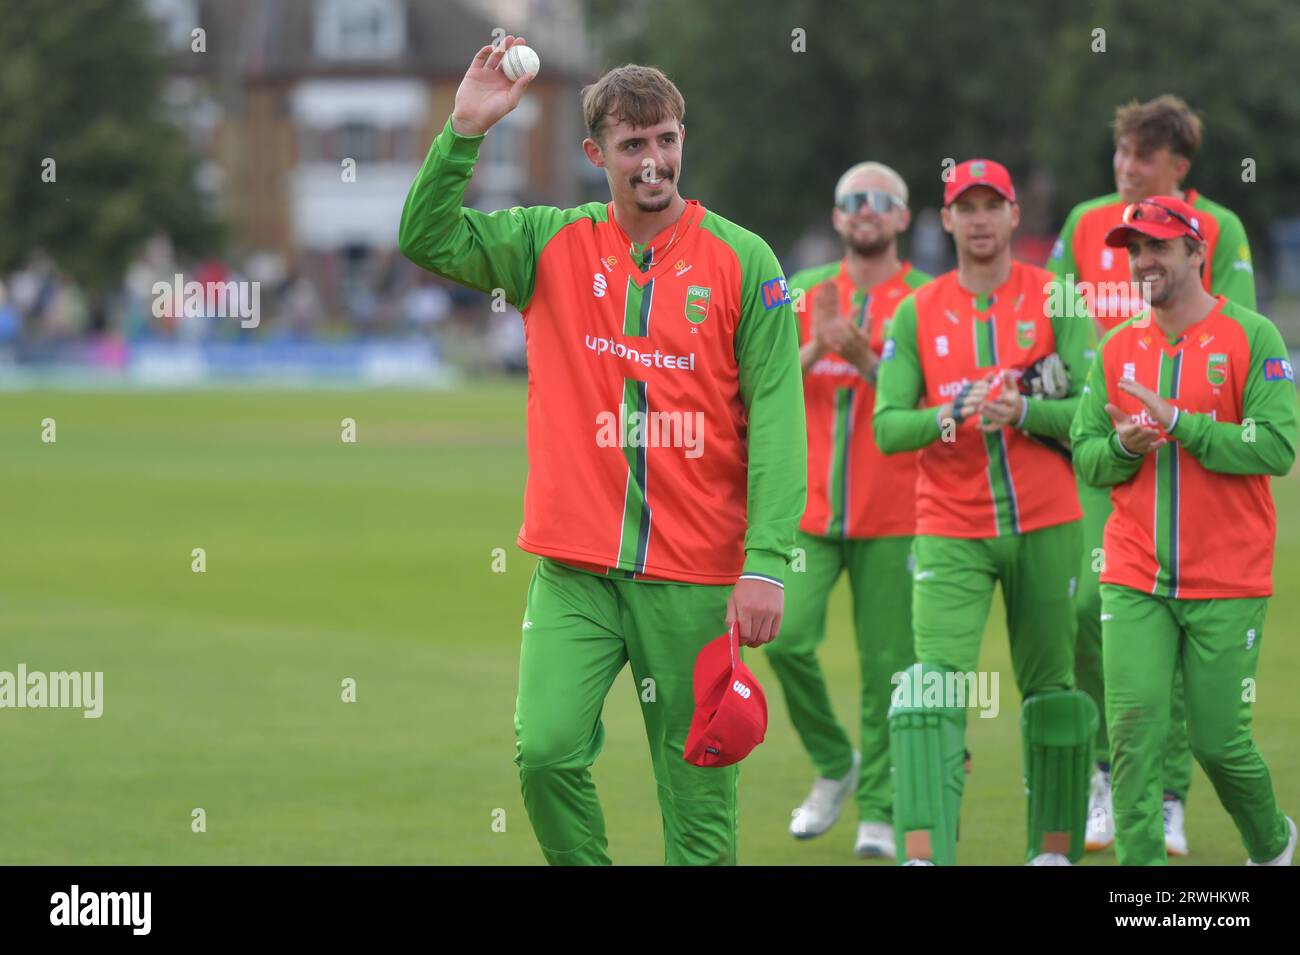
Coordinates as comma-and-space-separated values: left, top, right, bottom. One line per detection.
604, 199, 704, 286
834, 259, 913, 318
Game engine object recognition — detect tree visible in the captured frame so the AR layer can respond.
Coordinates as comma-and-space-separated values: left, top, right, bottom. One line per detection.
0, 0, 221, 328
585, 0, 1300, 275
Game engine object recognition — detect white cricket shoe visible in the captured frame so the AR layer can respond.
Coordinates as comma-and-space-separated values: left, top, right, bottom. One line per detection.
1028, 853, 1072, 866
789, 752, 860, 839
854, 821, 895, 859
902, 859, 935, 866
1085, 768, 1114, 851
1163, 797, 1188, 857
1247, 816, 1297, 866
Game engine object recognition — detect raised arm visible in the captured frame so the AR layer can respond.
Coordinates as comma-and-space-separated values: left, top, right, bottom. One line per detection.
397, 38, 547, 307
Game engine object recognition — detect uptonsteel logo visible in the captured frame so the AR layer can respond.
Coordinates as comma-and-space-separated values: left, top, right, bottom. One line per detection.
584, 335, 696, 371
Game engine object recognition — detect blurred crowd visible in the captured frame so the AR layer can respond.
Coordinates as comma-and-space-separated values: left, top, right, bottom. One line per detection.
0, 235, 526, 373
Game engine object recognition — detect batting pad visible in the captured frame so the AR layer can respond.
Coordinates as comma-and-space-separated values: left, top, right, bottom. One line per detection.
889, 663, 968, 866
1021, 689, 1098, 863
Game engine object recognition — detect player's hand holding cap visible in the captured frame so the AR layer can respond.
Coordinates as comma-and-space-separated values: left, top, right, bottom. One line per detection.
1104, 195, 1205, 247
684, 623, 768, 767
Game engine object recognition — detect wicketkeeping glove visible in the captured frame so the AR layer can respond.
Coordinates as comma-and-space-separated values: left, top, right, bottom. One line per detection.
1018, 352, 1070, 399
949, 380, 978, 424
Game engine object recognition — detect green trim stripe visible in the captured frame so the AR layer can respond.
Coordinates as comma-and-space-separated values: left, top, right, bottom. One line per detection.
1152, 352, 1182, 596
622, 275, 654, 337
825, 387, 855, 537
853, 291, 869, 328
974, 316, 998, 368
974, 317, 1017, 534
614, 377, 653, 575
982, 430, 1021, 536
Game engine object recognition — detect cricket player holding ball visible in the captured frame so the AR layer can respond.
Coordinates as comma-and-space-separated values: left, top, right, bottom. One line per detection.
1070, 195, 1297, 866
398, 38, 806, 865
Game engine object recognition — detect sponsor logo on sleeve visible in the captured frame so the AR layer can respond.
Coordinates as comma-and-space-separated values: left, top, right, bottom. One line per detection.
1049, 237, 1063, 261
1234, 244, 1254, 272
761, 276, 791, 310
1263, 358, 1294, 382
881, 339, 896, 361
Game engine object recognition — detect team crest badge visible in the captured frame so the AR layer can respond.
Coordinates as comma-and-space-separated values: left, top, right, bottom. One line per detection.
971, 161, 985, 178
686, 285, 711, 324
1016, 320, 1036, 348
1207, 353, 1228, 386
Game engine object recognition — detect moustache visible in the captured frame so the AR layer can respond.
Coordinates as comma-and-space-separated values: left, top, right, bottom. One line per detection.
632, 169, 674, 186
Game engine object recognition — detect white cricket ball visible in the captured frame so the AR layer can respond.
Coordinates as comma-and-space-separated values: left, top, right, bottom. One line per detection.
502, 44, 540, 82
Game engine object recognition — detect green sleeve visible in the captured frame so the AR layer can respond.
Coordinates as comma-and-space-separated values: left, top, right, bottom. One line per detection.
1045, 206, 1082, 285
1021, 285, 1097, 440
1169, 317, 1297, 476
397, 116, 577, 309
1069, 333, 1146, 487
734, 247, 807, 585
1209, 210, 1257, 309
873, 296, 944, 452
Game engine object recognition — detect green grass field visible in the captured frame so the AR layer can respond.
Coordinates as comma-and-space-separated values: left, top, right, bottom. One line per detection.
3, 381, 1297, 864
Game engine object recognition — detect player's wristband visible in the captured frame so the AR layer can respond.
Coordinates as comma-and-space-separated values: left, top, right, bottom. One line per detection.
1015, 397, 1030, 429
1111, 432, 1142, 459
1167, 408, 1180, 435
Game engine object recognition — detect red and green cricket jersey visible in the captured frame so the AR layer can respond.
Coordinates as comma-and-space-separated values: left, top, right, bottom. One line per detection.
1047, 189, 1255, 331
873, 261, 1097, 538
1070, 297, 1298, 598
397, 117, 806, 586
788, 259, 929, 538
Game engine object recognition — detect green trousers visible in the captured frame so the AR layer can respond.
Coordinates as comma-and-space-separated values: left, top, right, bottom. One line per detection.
1101, 584, 1290, 866
912, 522, 1079, 690
1077, 479, 1192, 801
765, 531, 914, 822
513, 558, 738, 866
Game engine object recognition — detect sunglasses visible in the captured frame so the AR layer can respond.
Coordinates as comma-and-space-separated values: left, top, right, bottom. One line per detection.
1122, 200, 1203, 240
837, 190, 905, 215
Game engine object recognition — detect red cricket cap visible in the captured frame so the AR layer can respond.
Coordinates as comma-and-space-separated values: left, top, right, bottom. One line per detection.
683, 623, 767, 767
1105, 195, 1205, 247
944, 158, 1016, 207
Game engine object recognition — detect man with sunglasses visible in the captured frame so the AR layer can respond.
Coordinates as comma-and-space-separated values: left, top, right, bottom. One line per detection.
1070, 195, 1296, 866
769, 163, 929, 859
1047, 94, 1256, 857
874, 159, 1099, 865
